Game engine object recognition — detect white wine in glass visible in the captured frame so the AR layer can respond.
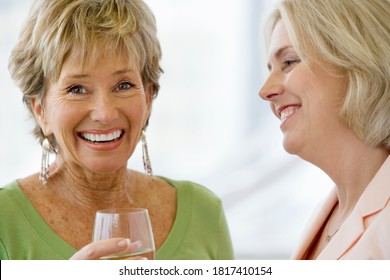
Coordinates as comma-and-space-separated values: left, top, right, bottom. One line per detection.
92, 208, 155, 260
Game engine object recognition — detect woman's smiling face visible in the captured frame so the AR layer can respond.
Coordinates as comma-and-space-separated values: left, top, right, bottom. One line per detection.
33, 51, 152, 174
259, 20, 348, 160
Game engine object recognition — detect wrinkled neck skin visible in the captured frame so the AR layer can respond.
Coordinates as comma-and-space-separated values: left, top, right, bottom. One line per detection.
46, 154, 135, 212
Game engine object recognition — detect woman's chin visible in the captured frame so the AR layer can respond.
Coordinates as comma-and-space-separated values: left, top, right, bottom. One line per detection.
282, 137, 302, 156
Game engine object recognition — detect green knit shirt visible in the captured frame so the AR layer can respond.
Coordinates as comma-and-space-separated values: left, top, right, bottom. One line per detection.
0, 178, 234, 260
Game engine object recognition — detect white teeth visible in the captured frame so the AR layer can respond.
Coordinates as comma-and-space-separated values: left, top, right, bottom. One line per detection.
280, 106, 299, 121
81, 130, 122, 143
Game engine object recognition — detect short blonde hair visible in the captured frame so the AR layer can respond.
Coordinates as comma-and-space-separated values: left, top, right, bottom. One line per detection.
9, 0, 162, 147
264, 0, 390, 149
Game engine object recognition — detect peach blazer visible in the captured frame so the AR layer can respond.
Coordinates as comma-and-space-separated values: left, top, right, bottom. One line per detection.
291, 155, 390, 259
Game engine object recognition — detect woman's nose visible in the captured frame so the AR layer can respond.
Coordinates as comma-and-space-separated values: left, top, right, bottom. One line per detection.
90, 93, 119, 124
258, 72, 284, 101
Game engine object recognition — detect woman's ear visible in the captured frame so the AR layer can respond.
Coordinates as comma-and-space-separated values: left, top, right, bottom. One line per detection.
30, 97, 51, 136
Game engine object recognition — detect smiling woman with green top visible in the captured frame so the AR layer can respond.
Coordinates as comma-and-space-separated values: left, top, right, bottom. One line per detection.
0, 0, 234, 260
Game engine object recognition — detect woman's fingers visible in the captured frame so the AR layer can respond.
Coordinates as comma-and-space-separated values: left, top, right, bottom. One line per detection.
70, 238, 142, 260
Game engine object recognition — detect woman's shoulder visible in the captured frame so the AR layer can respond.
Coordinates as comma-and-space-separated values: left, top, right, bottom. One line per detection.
0, 180, 29, 222
159, 176, 223, 206
0, 178, 39, 211
0, 180, 21, 198
160, 176, 215, 192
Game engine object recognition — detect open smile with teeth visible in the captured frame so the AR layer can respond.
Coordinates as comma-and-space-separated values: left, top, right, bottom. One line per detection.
79, 130, 123, 143
280, 106, 300, 121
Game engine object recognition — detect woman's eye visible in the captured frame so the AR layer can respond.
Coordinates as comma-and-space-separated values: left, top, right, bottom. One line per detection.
67, 85, 87, 94
283, 59, 300, 70
117, 82, 134, 91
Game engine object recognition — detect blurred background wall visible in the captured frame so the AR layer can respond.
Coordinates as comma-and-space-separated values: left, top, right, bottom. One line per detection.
0, 0, 333, 259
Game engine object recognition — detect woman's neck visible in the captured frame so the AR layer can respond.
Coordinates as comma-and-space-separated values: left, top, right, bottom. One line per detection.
46, 157, 136, 211
306, 133, 389, 216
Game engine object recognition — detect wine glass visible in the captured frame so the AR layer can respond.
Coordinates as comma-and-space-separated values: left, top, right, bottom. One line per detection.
92, 208, 155, 260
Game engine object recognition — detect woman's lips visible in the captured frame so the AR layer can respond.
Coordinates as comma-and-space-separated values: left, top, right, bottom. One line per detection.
278, 105, 301, 127
280, 106, 300, 121
77, 129, 125, 151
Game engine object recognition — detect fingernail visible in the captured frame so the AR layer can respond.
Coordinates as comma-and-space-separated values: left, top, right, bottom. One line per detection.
117, 238, 131, 248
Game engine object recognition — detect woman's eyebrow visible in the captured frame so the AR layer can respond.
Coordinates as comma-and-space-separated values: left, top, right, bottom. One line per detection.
112, 69, 137, 76
273, 45, 294, 59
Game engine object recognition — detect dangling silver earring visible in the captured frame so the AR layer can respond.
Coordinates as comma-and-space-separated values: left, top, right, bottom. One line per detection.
39, 138, 51, 185
141, 130, 153, 176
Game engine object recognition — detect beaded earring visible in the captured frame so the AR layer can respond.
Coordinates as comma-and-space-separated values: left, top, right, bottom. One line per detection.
141, 130, 153, 176
39, 138, 51, 185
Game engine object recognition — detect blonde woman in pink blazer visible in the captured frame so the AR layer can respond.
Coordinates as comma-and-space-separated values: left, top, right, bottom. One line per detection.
259, 0, 390, 259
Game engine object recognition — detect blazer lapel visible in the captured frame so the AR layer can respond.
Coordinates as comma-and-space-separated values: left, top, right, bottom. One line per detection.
318, 210, 364, 259
318, 155, 390, 259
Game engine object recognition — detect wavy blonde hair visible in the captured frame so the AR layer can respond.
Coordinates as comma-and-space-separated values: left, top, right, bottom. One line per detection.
264, 0, 390, 149
9, 0, 162, 148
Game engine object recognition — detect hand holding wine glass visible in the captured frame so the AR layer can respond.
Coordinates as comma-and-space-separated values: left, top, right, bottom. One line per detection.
91, 208, 155, 260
